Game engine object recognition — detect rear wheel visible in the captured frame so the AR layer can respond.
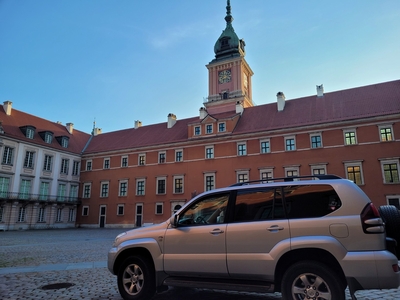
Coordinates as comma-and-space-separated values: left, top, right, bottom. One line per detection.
281, 260, 345, 300
379, 205, 400, 258
117, 256, 156, 300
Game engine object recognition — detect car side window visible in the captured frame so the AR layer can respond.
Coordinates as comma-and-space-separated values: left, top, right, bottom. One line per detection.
178, 193, 229, 226
283, 184, 342, 219
233, 187, 285, 223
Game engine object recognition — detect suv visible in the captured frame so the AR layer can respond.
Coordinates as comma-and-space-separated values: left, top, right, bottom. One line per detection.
108, 175, 400, 300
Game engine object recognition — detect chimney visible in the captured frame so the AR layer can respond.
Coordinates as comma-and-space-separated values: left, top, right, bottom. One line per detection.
167, 113, 177, 128
277, 92, 286, 111
66, 123, 74, 134
93, 128, 102, 136
316, 84, 324, 97
236, 101, 244, 114
3, 101, 12, 116
199, 107, 207, 119
134, 120, 142, 129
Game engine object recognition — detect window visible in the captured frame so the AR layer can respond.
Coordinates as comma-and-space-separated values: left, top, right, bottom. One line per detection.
174, 176, 183, 194
158, 152, 166, 163
26, 127, 35, 139
136, 204, 143, 227
206, 124, 213, 134
285, 137, 296, 151
344, 129, 357, 145
345, 162, 363, 185
72, 161, 80, 176
19, 179, 31, 199
82, 206, 89, 216
205, 146, 214, 159
260, 140, 270, 154
18, 207, 26, 222
24, 151, 35, 168
2, 146, 14, 165
310, 134, 322, 148
156, 177, 166, 194
194, 126, 201, 136
218, 122, 226, 132
69, 185, 78, 201
44, 132, 53, 144
175, 150, 183, 162
136, 179, 145, 196
155, 203, 163, 215
311, 165, 327, 176
260, 169, 273, 182
86, 160, 92, 171
138, 154, 146, 166
101, 182, 109, 197
57, 183, 66, 201
119, 181, 128, 196
0, 177, 10, 198
237, 142, 247, 156
83, 183, 91, 198
237, 171, 249, 183
387, 196, 400, 209
39, 182, 49, 201
233, 187, 285, 223
38, 207, 45, 222
205, 173, 215, 191
43, 155, 52, 171
379, 126, 393, 142
117, 205, 124, 216
61, 159, 69, 175
104, 158, 110, 169
381, 160, 399, 184
56, 208, 63, 222
121, 156, 128, 167
285, 167, 299, 178
68, 209, 75, 222
60, 137, 69, 148
178, 193, 229, 226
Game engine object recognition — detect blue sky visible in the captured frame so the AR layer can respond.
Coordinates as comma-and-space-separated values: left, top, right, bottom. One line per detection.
1, 0, 399, 133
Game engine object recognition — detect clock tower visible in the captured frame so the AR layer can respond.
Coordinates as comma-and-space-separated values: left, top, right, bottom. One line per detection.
205, 0, 254, 115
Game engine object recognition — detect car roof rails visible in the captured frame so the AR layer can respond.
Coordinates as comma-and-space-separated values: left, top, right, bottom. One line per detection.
230, 174, 342, 187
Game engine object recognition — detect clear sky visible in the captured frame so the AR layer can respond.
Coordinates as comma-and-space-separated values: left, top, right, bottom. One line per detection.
1, 0, 399, 134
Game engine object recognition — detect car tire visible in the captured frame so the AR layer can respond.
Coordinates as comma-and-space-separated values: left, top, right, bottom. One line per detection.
379, 205, 400, 258
281, 260, 345, 300
117, 256, 156, 300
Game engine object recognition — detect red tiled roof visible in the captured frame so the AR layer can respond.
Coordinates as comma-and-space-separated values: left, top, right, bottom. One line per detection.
84, 80, 400, 154
234, 79, 400, 134
0, 106, 91, 154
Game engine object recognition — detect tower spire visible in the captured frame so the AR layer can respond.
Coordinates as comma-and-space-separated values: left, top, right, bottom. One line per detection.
225, 0, 233, 25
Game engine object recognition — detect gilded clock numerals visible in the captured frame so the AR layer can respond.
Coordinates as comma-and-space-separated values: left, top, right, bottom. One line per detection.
218, 69, 231, 84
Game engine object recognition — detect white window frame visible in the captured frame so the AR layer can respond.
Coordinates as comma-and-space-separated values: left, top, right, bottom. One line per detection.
206, 124, 213, 134
2, 146, 14, 165
204, 172, 216, 191
284, 166, 300, 179
121, 156, 128, 167
38, 207, 46, 222
310, 164, 327, 176
378, 124, 394, 142
205, 146, 214, 159
119, 180, 128, 197
83, 183, 91, 198
86, 160, 92, 171
175, 149, 183, 162
136, 178, 146, 196
72, 161, 80, 176
69, 185, 78, 200
259, 168, 274, 183
380, 159, 400, 184
237, 142, 247, 156
155, 202, 164, 215
82, 206, 89, 216
18, 206, 26, 222
43, 154, 53, 172
236, 170, 249, 183
344, 161, 364, 185
117, 204, 125, 216
343, 128, 357, 145
173, 175, 184, 194
218, 122, 226, 132
61, 158, 69, 174
194, 126, 201, 136
103, 158, 110, 169
100, 181, 109, 198
24, 151, 35, 168
158, 151, 166, 164
310, 133, 323, 149
260, 139, 271, 154
68, 208, 75, 222
156, 177, 167, 195
138, 153, 146, 166
284, 136, 296, 151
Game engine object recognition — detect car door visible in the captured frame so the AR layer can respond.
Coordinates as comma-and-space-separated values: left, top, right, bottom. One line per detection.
163, 192, 230, 277
226, 187, 290, 280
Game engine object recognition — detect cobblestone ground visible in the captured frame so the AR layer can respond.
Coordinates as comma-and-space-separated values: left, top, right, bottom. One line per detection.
1, 228, 399, 299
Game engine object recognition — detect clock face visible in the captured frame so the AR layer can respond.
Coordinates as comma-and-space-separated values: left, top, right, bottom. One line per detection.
218, 69, 231, 84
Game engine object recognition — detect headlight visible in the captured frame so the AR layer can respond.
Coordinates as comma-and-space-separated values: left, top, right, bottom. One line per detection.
113, 232, 127, 247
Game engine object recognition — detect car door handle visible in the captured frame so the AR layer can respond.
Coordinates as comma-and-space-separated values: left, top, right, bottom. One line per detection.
267, 225, 284, 232
209, 228, 224, 235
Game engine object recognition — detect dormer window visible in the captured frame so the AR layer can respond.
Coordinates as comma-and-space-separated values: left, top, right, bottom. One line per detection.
39, 131, 54, 144
19, 125, 36, 139
220, 37, 230, 50
56, 136, 69, 148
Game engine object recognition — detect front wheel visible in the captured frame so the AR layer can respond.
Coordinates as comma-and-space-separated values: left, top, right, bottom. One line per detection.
117, 256, 156, 300
281, 261, 345, 300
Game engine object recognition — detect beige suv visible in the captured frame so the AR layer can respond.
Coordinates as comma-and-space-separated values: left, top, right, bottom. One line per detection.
108, 175, 400, 300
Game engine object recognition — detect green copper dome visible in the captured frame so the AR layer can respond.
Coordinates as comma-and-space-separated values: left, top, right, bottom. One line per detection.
213, 0, 245, 61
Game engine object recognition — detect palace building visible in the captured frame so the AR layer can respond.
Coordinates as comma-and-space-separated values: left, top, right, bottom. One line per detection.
0, 1, 399, 230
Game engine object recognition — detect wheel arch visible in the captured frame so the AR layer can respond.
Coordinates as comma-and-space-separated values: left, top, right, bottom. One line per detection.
113, 247, 155, 275
274, 248, 347, 292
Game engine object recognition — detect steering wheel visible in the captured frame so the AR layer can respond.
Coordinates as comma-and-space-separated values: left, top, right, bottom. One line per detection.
195, 216, 208, 224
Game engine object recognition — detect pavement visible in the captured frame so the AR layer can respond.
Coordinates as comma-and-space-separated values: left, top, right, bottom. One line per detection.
0, 228, 399, 300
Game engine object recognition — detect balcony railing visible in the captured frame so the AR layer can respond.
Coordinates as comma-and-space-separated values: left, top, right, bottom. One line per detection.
0, 192, 81, 204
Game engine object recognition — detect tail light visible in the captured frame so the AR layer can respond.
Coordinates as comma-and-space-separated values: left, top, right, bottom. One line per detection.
360, 203, 385, 234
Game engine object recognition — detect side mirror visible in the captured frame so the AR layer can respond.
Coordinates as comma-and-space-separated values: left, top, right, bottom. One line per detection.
169, 214, 178, 227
